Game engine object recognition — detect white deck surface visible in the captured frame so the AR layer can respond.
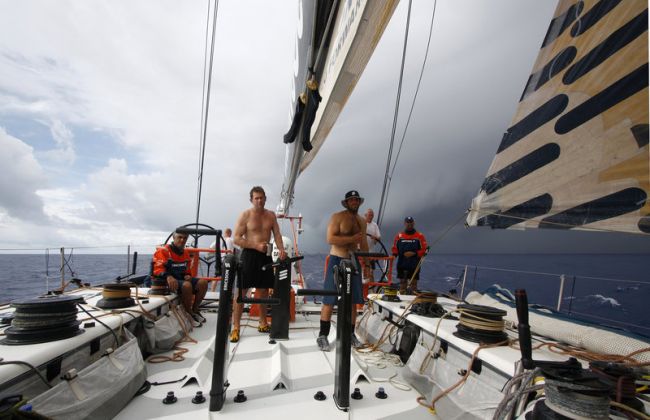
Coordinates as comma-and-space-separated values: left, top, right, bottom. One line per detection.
116, 305, 437, 419
3, 290, 629, 419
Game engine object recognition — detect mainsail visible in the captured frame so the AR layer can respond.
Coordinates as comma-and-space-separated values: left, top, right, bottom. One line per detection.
467, 0, 649, 235
278, 0, 399, 215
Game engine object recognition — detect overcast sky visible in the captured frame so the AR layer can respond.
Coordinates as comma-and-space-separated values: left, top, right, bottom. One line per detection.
1, 0, 648, 255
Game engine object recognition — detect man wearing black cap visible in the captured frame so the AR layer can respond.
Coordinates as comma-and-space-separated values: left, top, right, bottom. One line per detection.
317, 190, 370, 351
392, 217, 428, 294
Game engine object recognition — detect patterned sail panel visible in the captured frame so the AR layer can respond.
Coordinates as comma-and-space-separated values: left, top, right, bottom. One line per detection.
467, 0, 649, 234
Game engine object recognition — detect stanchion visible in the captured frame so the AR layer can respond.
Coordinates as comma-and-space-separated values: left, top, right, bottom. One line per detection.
209, 253, 235, 412
297, 252, 373, 412
264, 256, 304, 340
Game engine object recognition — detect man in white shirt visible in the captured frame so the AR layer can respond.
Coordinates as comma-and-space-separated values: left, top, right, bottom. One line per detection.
222, 228, 236, 254
363, 208, 381, 283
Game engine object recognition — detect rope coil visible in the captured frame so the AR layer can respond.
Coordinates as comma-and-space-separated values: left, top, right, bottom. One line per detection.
97, 283, 136, 310
453, 303, 508, 344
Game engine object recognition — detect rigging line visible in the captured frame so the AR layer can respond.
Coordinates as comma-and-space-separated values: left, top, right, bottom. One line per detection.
62, 248, 76, 277
194, 0, 220, 226
0, 244, 149, 251
195, 0, 213, 221
428, 211, 468, 250
377, 0, 413, 227
382, 0, 438, 217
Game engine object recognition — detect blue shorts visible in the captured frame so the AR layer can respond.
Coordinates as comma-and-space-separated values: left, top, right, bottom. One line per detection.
322, 255, 363, 305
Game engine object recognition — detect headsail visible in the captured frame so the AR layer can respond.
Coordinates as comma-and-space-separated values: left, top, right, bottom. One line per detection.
467, 0, 649, 235
278, 0, 399, 215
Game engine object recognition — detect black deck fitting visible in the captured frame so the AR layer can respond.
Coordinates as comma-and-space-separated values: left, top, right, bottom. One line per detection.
192, 391, 206, 404
162, 391, 177, 405
234, 390, 247, 403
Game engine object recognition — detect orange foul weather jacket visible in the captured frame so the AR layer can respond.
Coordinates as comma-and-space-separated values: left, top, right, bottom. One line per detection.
391, 231, 427, 271
152, 244, 193, 280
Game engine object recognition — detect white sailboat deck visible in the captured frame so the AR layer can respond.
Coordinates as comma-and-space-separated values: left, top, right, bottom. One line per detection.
116, 299, 436, 419
2, 288, 648, 419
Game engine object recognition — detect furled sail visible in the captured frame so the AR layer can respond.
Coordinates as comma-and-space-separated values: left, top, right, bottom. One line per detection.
467, 0, 649, 235
278, 0, 399, 215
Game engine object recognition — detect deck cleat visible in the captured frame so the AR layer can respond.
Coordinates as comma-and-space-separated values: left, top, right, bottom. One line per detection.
162, 391, 177, 405
192, 391, 206, 404
351, 388, 363, 400
234, 390, 247, 403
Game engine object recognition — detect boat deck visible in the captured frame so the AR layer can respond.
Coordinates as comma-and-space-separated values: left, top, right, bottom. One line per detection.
117, 301, 436, 419
3, 288, 647, 419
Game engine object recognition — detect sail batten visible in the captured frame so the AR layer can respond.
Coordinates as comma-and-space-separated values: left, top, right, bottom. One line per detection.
467, 0, 649, 235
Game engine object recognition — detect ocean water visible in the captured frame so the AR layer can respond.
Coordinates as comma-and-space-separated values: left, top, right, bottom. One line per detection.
0, 253, 647, 337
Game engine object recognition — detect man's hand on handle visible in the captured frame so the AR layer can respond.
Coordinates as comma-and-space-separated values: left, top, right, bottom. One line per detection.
167, 275, 178, 292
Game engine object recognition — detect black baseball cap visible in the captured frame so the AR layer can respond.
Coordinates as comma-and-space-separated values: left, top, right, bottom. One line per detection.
404, 216, 414, 223
341, 190, 364, 207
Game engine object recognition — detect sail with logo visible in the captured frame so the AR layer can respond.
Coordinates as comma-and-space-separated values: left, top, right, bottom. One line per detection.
278, 0, 399, 214
466, 0, 649, 235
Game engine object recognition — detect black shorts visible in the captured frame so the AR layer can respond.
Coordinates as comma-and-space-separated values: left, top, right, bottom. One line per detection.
239, 248, 274, 289
178, 277, 200, 294
397, 267, 419, 281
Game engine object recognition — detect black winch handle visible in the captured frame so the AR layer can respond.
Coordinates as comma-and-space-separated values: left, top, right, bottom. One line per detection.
515, 289, 534, 369
349, 251, 375, 273
262, 255, 305, 271
237, 297, 281, 305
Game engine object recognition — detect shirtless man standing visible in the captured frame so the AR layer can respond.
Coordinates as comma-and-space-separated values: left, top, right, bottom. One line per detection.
230, 186, 287, 343
317, 190, 370, 351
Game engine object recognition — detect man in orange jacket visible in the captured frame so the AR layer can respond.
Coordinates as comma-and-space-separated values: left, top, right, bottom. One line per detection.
152, 231, 208, 324
392, 217, 427, 294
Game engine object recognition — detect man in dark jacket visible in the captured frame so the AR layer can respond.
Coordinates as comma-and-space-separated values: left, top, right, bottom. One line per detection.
392, 217, 427, 294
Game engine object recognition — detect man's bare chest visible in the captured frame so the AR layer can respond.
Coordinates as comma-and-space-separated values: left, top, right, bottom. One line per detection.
339, 215, 360, 235
247, 214, 272, 233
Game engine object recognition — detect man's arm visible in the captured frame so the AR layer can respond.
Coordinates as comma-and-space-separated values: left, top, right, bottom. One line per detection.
271, 212, 287, 260
152, 247, 168, 277
233, 211, 254, 250
417, 232, 428, 258
152, 246, 179, 292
